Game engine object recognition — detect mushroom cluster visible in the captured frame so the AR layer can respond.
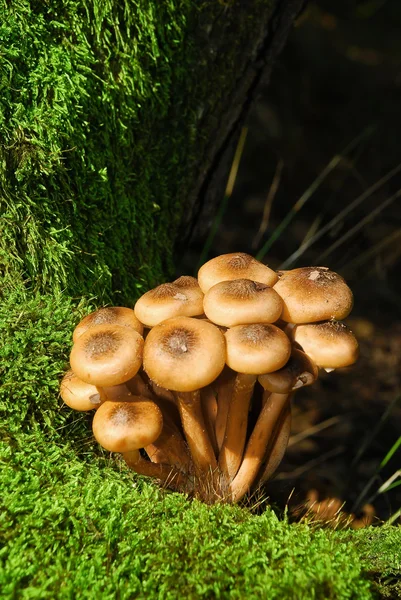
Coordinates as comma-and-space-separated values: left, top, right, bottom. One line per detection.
61, 253, 358, 503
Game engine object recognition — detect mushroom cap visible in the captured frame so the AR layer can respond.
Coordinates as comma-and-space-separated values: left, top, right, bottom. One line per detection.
293, 321, 359, 368
70, 324, 144, 387
273, 267, 353, 323
92, 397, 163, 452
73, 307, 143, 342
60, 370, 101, 411
203, 279, 283, 327
134, 278, 204, 327
258, 348, 318, 393
198, 252, 278, 293
143, 316, 226, 392
224, 323, 291, 374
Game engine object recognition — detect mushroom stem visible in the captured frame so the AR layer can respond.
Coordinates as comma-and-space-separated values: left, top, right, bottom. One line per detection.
258, 397, 292, 485
201, 386, 219, 457
215, 369, 235, 450
218, 373, 257, 481
230, 392, 291, 502
123, 451, 191, 491
145, 420, 192, 472
175, 390, 218, 473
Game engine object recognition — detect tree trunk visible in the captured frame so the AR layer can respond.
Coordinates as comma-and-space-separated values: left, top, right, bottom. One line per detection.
1, 0, 304, 304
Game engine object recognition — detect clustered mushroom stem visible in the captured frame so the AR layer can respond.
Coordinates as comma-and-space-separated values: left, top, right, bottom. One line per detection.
215, 372, 235, 450
218, 373, 257, 480
201, 386, 219, 457
145, 420, 191, 471
259, 400, 292, 485
175, 390, 218, 473
123, 450, 191, 491
230, 392, 291, 502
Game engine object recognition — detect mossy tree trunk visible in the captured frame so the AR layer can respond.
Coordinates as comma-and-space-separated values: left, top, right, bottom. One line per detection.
1, 0, 304, 304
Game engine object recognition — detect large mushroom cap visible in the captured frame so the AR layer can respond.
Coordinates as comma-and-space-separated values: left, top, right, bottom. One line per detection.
258, 348, 318, 393
198, 252, 278, 293
60, 370, 101, 411
203, 279, 283, 327
70, 324, 143, 387
134, 278, 204, 327
73, 307, 143, 342
293, 320, 359, 368
92, 397, 163, 452
273, 267, 353, 323
225, 323, 291, 374
143, 316, 226, 392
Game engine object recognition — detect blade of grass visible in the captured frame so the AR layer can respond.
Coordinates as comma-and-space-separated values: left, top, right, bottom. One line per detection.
317, 188, 401, 262
351, 394, 401, 469
252, 158, 284, 249
386, 505, 401, 525
256, 126, 375, 262
380, 436, 401, 469
342, 228, 401, 275
197, 127, 248, 268
279, 160, 401, 269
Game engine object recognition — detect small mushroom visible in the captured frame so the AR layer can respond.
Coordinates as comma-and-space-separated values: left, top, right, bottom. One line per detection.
134, 277, 204, 327
73, 306, 143, 342
203, 279, 283, 327
292, 321, 359, 368
70, 324, 144, 387
198, 252, 278, 293
143, 316, 226, 472
219, 323, 291, 481
92, 396, 163, 452
274, 266, 353, 323
60, 370, 101, 411
258, 348, 318, 394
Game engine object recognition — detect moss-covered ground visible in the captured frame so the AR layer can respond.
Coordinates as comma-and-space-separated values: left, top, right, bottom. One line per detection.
1, 1, 400, 598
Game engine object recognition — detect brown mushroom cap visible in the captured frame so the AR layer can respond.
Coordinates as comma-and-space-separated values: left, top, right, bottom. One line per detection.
92, 397, 163, 452
273, 267, 354, 323
60, 370, 101, 411
203, 279, 283, 327
143, 316, 226, 392
293, 321, 359, 368
258, 348, 318, 393
73, 307, 143, 342
134, 278, 204, 327
70, 324, 144, 387
225, 323, 291, 374
198, 252, 278, 293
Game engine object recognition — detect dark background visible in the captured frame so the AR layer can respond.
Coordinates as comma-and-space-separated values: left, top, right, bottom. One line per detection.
180, 0, 401, 524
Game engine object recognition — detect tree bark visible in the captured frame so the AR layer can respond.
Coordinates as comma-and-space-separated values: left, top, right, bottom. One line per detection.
1, 1, 304, 304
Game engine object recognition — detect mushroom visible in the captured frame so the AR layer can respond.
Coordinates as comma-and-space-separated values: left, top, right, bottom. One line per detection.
73, 306, 143, 342
258, 348, 318, 394
143, 316, 226, 473
134, 277, 204, 327
259, 400, 292, 485
292, 321, 359, 368
273, 267, 353, 323
203, 279, 283, 327
219, 323, 291, 481
92, 396, 163, 453
99, 378, 190, 471
60, 370, 101, 411
198, 252, 278, 293
70, 324, 143, 387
